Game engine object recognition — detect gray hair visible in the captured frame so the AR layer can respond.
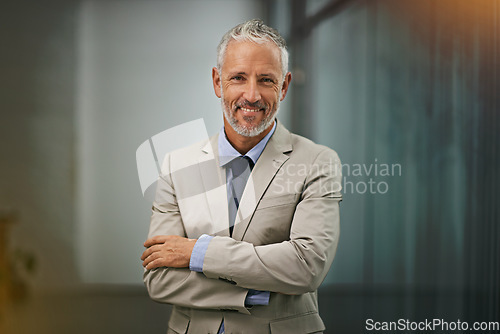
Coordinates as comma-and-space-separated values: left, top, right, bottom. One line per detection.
216, 19, 289, 79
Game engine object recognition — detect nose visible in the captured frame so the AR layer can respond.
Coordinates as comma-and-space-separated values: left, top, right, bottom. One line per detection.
242, 79, 261, 103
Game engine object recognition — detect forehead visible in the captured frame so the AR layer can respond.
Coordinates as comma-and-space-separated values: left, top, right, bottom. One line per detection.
222, 39, 281, 74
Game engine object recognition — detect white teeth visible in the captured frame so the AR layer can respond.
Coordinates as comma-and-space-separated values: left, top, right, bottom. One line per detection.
240, 107, 259, 112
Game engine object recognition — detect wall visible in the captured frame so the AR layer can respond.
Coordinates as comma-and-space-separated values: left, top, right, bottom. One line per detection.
76, 0, 265, 284
0, 0, 79, 289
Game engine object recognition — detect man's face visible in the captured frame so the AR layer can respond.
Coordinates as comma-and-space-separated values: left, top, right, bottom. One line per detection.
212, 40, 291, 137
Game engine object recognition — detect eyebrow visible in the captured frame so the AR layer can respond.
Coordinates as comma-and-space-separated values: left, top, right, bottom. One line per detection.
227, 71, 278, 77
227, 71, 247, 76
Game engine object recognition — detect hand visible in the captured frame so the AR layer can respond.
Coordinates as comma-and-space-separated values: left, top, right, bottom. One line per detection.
141, 235, 197, 270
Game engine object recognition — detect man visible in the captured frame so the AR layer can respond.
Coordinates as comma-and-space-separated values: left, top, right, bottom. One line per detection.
141, 19, 342, 333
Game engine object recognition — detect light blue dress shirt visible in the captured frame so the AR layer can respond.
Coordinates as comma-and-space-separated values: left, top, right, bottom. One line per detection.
189, 121, 277, 310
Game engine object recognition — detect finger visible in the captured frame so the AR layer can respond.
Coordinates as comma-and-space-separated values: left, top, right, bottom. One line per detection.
142, 251, 160, 268
140, 248, 151, 261
141, 244, 162, 261
143, 236, 160, 248
141, 246, 153, 260
144, 235, 169, 247
145, 257, 165, 270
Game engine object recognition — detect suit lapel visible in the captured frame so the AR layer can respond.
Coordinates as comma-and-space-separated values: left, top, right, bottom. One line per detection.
198, 134, 230, 236
232, 122, 293, 241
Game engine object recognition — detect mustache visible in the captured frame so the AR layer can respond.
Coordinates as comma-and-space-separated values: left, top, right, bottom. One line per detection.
235, 100, 267, 110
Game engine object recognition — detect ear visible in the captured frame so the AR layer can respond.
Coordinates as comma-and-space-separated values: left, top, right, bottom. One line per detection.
212, 67, 222, 98
280, 72, 292, 101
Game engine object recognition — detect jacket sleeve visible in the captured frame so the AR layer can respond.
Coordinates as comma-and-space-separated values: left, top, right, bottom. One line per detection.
142, 153, 251, 314
201, 148, 342, 295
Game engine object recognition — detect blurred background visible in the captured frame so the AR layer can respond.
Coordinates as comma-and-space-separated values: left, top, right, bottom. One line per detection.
0, 0, 498, 333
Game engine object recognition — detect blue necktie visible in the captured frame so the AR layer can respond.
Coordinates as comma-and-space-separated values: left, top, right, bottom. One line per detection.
228, 156, 254, 236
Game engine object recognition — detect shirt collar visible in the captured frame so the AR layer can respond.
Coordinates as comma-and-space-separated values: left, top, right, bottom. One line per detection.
218, 120, 277, 167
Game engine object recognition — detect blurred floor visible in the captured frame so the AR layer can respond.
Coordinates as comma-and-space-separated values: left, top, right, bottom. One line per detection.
0, 284, 473, 334
0, 284, 171, 334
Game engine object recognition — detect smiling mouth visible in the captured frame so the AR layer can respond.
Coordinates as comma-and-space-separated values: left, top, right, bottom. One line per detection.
239, 107, 263, 112
237, 107, 265, 119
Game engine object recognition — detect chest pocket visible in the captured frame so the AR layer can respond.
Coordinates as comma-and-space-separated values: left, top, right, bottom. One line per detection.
257, 193, 300, 209
246, 193, 300, 245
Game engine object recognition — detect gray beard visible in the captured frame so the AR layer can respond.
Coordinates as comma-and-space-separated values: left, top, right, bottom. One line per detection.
221, 90, 279, 137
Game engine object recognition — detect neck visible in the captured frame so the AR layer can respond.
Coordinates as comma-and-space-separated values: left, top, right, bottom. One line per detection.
223, 119, 274, 155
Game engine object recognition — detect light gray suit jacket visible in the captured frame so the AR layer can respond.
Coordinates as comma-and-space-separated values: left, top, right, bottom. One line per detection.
144, 122, 342, 334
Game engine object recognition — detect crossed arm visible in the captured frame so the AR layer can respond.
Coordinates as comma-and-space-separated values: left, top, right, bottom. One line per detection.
141, 148, 341, 311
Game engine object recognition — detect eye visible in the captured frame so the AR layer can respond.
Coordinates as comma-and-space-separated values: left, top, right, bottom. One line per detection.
231, 75, 244, 81
260, 77, 275, 84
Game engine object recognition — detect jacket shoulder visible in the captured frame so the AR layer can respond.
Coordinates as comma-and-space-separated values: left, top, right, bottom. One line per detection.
288, 132, 340, 163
